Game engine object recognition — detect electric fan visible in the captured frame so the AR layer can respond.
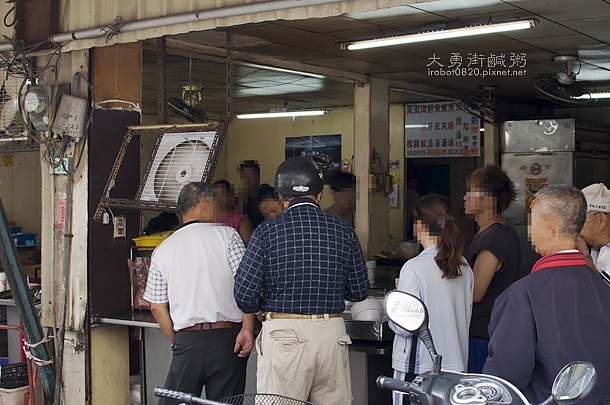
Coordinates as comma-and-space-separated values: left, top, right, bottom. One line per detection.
139, 131, 216, 203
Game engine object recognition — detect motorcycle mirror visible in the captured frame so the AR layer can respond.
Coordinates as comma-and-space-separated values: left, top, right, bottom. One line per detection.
384, 291, 442, 375
384, 290, 428, 333
550, 362, 596, 405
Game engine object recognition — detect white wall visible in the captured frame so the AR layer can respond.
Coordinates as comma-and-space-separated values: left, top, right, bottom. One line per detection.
0, 151, 41, 237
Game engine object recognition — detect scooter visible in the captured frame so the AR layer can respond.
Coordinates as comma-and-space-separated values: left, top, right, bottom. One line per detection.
376, 290, 597, 405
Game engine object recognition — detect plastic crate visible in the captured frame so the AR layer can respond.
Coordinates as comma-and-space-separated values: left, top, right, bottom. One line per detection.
0, 363, 28, 389
0, 385, 29, 405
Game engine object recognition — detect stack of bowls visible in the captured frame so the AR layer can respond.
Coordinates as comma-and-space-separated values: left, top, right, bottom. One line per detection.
399, 241, 421, 259
350, 298, 384, 322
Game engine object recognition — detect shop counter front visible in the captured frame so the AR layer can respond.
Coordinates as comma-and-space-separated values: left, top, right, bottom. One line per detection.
95, 309, 395, 405
349, 339, 393, 405
94, 311, 169, 405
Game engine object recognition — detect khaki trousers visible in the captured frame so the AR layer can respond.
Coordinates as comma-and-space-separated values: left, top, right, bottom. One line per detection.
256, 316, 352, 405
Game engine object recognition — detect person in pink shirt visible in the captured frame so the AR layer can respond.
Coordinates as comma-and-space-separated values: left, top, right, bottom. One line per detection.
213, 180, 253, 246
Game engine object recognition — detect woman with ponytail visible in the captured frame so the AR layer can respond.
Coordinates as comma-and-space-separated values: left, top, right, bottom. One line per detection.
390, 194, 473, 405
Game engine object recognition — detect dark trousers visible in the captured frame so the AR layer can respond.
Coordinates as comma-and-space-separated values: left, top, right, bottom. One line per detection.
158, 327, 248, 404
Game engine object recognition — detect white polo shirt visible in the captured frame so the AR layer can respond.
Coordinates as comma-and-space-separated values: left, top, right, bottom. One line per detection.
592, 242, 610, 274
143, 221, 246, 331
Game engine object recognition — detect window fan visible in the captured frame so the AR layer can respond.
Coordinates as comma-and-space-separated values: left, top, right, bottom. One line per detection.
138, 131, 216, 203
532, 56, 591, 106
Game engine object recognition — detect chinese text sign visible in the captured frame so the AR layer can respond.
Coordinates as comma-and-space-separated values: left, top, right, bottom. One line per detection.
405, 102, 480, 158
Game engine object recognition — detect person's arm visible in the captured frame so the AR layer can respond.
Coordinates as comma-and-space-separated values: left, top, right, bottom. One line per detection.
344, 232, 370, 302
143, 258, 175, 341
150, 302, 175, 342
234, 313, 255, 358
576, 236, 598, 271
483, 284, 536, 389
388, 262, 422, 337
233, 230, 265, 313
472, 249, 502, 303
238, 218, 254, 247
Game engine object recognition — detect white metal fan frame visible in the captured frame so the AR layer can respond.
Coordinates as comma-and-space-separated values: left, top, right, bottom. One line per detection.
138, 131, 215, 203
93, 121, 227, 221
0, 69, 27, 138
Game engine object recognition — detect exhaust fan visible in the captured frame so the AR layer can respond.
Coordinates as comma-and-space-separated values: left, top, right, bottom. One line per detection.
0, 69, 27, 140
93, 122, 227, 221
138, 131, 214, 203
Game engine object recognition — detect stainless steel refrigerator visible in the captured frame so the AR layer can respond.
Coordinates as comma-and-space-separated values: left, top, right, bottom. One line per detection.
501, 118, 610, 274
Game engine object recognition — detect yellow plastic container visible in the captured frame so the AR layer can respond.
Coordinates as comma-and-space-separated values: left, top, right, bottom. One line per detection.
132, 231, 174, 248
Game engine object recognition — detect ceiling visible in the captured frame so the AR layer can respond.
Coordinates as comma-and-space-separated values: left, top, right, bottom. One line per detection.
141, 0, 610, 120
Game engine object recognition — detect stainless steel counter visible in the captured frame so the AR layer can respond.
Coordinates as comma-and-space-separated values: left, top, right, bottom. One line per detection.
92, 310, 159, 328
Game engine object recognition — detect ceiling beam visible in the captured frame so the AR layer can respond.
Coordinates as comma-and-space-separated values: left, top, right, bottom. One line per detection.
161, 37, 369, 85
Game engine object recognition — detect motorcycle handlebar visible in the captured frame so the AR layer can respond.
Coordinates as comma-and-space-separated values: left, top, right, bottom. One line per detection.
376, 376, 412, 393
153, 388, 220, 404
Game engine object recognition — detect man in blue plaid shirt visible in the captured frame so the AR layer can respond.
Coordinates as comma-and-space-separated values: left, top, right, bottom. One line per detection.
234, 156, 369, 405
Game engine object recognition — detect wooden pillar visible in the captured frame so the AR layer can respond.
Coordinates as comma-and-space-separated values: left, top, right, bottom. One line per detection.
353, 78, 390, 258
89, 42, 142, 405
354, 82, 371, 256
484, 121, 500, 166
39, 49, 90, 405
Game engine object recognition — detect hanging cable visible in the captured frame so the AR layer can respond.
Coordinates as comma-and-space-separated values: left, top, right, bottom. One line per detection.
3, 5, 15, 28
62, 71, 95, 175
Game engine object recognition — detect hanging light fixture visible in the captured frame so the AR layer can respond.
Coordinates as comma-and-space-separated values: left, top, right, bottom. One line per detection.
182, 85, 203, 107
343, 19, 538, 51
236, 109, 328, 119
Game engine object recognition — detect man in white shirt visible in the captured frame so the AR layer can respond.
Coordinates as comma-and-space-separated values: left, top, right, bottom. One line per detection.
144, 182, 254, 403
577, 183, 610, 276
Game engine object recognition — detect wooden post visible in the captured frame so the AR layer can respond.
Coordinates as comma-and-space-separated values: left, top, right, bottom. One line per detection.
353, 78, 390, 259
89, 42, 142, 405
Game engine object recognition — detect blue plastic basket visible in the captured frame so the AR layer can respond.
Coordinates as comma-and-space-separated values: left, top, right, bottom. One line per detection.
13, 233, 36, 246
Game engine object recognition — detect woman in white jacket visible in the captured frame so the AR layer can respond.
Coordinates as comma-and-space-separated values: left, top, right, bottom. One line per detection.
390, 194, 474, 405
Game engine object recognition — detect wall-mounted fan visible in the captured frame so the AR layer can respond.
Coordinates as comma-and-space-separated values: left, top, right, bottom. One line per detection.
167, 97, 208, 122
533, 56, 591, 106
459, 87, 498, 124
0, 69, 27, 139
138, 131, 216, 203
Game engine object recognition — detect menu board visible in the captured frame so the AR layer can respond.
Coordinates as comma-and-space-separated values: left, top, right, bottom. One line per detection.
405, 102, 480, 158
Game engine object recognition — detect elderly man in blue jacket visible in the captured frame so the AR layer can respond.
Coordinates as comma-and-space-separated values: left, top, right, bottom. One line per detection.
484, 184, 610, 404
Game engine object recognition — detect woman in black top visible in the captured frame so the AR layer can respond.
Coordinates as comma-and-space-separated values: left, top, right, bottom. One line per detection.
463, 165, 522, 373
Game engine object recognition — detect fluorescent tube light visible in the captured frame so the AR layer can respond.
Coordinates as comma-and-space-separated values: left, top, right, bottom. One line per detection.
345, 19, 537, 50
236, 110, 327, 119
242, 63, 325, 79
404, 124, 428, 129
572, 92, 610, 100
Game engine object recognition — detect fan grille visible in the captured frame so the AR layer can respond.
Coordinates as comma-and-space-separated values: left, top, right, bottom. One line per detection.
459, 92, 498, 124
140, 132, 216, 203
0, 69, 28, 142
533, 73, 591, 106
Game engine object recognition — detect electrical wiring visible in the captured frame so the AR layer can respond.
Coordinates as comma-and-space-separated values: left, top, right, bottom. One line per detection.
11, 45, 67, 167
62, 71, 95, 175
3, 5, 15, 28
5, 42, 95, 175
370, 148, 388, 192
